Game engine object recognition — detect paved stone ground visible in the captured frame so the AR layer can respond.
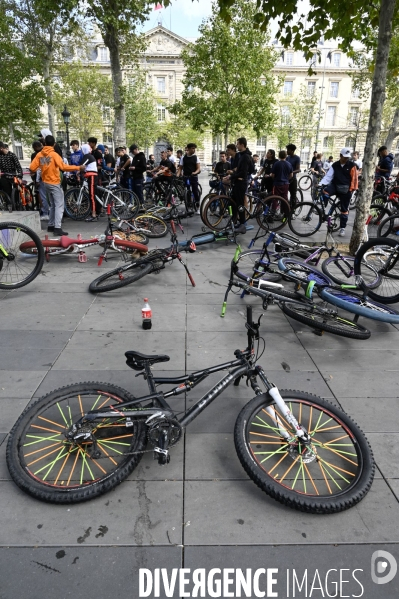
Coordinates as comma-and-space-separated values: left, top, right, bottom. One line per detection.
0, 173, 398, 598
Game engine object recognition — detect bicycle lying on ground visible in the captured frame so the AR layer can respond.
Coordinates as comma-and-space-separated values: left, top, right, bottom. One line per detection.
6, 305, 374, 513
0, 221, 44, 288
19, 204, 149, 264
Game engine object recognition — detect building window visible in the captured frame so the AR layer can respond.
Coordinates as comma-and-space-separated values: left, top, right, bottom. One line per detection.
351, 86, 360, 98
286, 51, 294, 65
330, 82, 339, 98
99, 47, 108, 61
102, 106, 111, 122
157, 104, 166, 122
346, 136, 356, 149
256, 136, 267, 148
307, 81, 316, 97
323, 136, 333, 148
281, 106, 291, 125
301, 150, 310, 164
302, 137, 311, 148
310, 53, 317, 67
283, 81, 293, 96
157, 77, 166, 94
56, 130, 66, 141
326, 106, 336, 126
103, 132, 112, 144
333, 53, 341, 67
14, 142, 23, 160
349, 107, 359, 126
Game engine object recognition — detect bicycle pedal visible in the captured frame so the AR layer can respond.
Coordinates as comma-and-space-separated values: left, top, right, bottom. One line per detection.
78, 252, 87, 263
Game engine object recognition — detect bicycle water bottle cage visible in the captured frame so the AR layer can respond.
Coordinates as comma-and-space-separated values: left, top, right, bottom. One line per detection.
125, 351, 170, 371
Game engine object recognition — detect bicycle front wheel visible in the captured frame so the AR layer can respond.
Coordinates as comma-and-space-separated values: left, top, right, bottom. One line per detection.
112, 189, 140, 220
377, 213, 399, 238
281, 301, 371, 339
354, 237, 399, 304
235, 390, 374, 513
6, 383, 147, 503
321, 254, 381, 288
64, 187, 91, 220
201, 195, 237, 231
255, 196, 290, 232
288, 202, 323, 237
234, 249, 282, 283
0, 222, 44, 289
89, 259, 153, 293
133, 214, 168, 238
298, 174, 312, 191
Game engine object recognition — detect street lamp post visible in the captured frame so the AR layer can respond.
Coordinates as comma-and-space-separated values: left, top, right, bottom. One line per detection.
61, 105, 71, 152
314, 50, 332, 152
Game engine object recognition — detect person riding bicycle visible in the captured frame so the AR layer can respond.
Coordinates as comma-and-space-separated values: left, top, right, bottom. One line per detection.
319, 147, 358, 237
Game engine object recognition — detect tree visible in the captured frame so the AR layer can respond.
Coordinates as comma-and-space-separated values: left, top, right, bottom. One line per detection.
214, 0, 399, 254
0, 3, 45, 143
170, 0, 279, 147
52, 61, 113, 143
84, 1, 151, 147
6, 0, 84, 134
125, 72, 160, 150
158, 116, 205, 151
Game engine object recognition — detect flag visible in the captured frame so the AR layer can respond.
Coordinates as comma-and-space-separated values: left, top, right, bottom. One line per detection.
154, 2, 162, 9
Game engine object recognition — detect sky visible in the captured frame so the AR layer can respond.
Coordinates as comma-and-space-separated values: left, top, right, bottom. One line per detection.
142, 0, 214, 39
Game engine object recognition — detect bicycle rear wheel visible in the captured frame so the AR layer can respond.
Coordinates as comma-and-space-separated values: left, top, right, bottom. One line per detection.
321, 254, 381, 288
64, 187, 91, 220
354, 237, 399, 304
281, 301, 371, 339
376, 213, 399, 238
298, 174, 312, 191
235, 390, 374, 513
112, 189, 140, 220
0, 222, 44, 289
255, 196, 290, 232
319, 286, 399, 323
89, 259, 154, 293
288, 202, 323, 237
201, 195, 237, 231
6, 382, 147, 503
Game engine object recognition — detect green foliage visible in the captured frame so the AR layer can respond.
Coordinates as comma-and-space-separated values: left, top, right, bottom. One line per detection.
273, 84, 319, 151
158, 116, 205, 151
170, 0, 279, 143
52, 61, 114, 142
0, 3, 46, 142
125, 72, 160, 148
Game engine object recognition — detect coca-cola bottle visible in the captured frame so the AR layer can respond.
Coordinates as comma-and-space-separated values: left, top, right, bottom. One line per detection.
141, 298, 152, 330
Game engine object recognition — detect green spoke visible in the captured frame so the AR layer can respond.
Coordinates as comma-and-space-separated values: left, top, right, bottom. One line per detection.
317, 458, 350, 486
312, 416, 334, 433
56, 402, 69, 426
311, 410, 324, 435
36, 447, 69, 478
291, 459, 303, 490
97, 441, 129, 455
90, 394, 103, 411
24, 433, 63, 446
254, 444, 289, 464
313, 441, 357, 457
67, 404, 73, 426
80, 451, 95, 483
254, 415, 289, 435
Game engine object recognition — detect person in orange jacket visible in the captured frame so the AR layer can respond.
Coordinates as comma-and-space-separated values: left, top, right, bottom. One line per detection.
30, 134, 84, 236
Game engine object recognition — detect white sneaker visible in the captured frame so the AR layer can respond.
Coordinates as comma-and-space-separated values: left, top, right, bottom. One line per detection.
196, 209, 201, 214
40, 215, 50, 221
338, 228, 346, 237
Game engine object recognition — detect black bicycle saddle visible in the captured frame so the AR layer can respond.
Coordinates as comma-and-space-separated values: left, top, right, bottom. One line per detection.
125, 351, 170, 371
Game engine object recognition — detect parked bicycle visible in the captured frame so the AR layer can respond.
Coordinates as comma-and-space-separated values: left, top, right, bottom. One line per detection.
0, 221, 44, 288
64, 180, 139, 221
6, 305, 374, 513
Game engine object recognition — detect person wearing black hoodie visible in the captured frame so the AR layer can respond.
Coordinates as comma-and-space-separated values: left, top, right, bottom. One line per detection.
223, 137, 252, 234
129, 144, 147, 205
376, 146, 394, 179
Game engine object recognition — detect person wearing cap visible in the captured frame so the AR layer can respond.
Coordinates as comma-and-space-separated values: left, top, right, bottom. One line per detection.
286, 144, 301, 208
128, 144, 147, 205
319, 148, 358, 237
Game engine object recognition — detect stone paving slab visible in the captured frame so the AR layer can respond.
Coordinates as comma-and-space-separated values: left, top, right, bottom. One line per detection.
183, 480, 398, 545
340, 397, 399, 431
0, 371, 45, 399
0, 480, 183, 546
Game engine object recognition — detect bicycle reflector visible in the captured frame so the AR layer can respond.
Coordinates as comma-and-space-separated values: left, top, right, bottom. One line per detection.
107, 203, 112, 215
189, 241, 196, 253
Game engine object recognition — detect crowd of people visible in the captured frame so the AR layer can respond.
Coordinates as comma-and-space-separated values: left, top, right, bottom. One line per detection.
0, 129, 396, 239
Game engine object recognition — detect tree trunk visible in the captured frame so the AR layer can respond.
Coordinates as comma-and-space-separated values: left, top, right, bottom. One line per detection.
224, 123, 229, 148
43, 57, 55, 134
104, 26, 126, 147
9, 123, 15, 153
384, 106, 399, 151
349, 0, 397, 255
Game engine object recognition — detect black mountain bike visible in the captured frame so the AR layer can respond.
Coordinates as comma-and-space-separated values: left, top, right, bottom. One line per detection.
6, 306, 374, 513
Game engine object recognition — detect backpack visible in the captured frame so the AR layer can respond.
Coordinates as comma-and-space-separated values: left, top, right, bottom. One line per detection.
248, 157, 256, 176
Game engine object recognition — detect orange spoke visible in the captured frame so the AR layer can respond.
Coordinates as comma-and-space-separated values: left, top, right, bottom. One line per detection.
31, 424, 63, 434
249, 432, 282, 440
96, 443, 118, 466
54, 450, 73, 485
96, 434, 133, 442
318, 461, 332, 494
303, 463, 319, 495
67, 449, 81, 486
78, 395, 84, 417
251, 441, 286, 444
312, 424, 343, 433
86, 453, 107, 474
262, 407, 292, 431
38, 416, 66, 429
319, 459, 357, 477
24, 442, 62, 457
308, 406, 313, 433
268, 452, 289, 475
27, 445, 66, 466
313, 441, 358, 466
299, 401, 302, 425
97, 396, 113, 410
324, 434, 350, 445
279, 455, 300, 484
